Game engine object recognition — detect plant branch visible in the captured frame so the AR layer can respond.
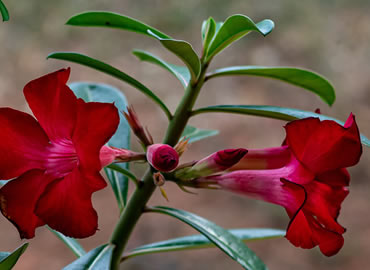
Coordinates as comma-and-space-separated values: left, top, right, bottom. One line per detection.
109, 63, 210, 270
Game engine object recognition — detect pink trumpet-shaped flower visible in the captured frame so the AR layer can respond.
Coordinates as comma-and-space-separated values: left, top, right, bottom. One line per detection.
195, 115, 362, 256
0, 68, 121, 239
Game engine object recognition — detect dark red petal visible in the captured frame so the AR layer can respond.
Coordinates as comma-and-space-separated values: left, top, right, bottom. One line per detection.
73, 100, 119, 177
0, 170, 54, 239
34, 168, 107, 238
284, 178, 347, 256
316, 168, 350, 187
304, 181, 347, 233
0, 108, 49, 179
23, 68, 78, 141
285, 115, 362, 173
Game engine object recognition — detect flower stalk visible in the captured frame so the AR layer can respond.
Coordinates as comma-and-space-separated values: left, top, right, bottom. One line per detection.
109, 63, 210, 269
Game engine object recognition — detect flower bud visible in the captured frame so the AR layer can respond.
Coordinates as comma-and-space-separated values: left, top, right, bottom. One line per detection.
175, 148, 247, 179
123, 106, 153, 146
100, 145, 146, 167
146, 144, 179, 172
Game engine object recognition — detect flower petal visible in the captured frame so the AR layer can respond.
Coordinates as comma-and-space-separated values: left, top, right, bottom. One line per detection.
285, 115, 362, 173
23, 68, 78, 141
34, 168, 106, 238
316, 168, 350, 187
0, 108, 49, 179
73, 100, 119, 177
0, 170, 54, 239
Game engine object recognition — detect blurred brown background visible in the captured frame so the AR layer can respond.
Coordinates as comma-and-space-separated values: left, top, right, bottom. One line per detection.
0, 0, 369, 269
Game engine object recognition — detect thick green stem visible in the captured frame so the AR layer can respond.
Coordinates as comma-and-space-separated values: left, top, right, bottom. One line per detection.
109, 64, 209, 270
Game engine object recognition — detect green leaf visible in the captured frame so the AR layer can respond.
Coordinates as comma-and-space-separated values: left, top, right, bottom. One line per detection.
47, 52, 172, 120
201, 17, 217, 55
66, 11, 170, 39
49, 229, 86, 258
63, 244, 114, 270
147, 206, 266, 270
0, 0, 9, 22
205, 15, 274, 62
0, 243, 28, 270
133, 50, 190, 88
148, 30, 201, 84
192, 105, 370, 147
69, 82, 131, 212
0, 180, 8, 186
107, 164, 138, 184
181, 125, 219, 143
207, 66, 335, 106
123, 228, 284, 259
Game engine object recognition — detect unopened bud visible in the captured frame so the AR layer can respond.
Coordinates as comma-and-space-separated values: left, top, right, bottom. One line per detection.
175, 148, 248, 179
100, 145, 146, 167
146, 144, 179, 172
124, 106, 153, 146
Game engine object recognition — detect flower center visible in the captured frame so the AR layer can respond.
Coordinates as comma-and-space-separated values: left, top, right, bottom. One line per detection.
44, 139, 78, 178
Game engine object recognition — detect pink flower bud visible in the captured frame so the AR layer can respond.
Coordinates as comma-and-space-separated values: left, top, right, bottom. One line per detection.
175, 148, 248, 179
100, 145, 145, 167
146, 144, 179, 172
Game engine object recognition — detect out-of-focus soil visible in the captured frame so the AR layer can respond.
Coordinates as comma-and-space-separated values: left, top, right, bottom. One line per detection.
0, 1, 369, 269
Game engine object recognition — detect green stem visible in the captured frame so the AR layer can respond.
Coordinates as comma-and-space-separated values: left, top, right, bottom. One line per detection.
109, 63, 209, 270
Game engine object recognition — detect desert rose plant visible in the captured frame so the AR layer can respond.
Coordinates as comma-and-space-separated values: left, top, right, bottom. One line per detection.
0, 3, 368, 270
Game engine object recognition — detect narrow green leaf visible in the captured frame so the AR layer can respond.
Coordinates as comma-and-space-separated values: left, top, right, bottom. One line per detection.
0, 243, 28, 270
181, 125, 219, 143
66, 11, 170, 39
49, 229, 86, 258
207, 66, 335, 106
63, 244, 114, 270
148, 30, 201, 83
0, 0, 9, 22
69, 82, 131, 212
205, 15, 274, 62
192, 105, 370, 147
201, 17, 217, 55
123, 228, 284, 259
47, 52, 172, 120
133, 50, 190, 88
147, 206, 266, 270
107, 164, 138, 184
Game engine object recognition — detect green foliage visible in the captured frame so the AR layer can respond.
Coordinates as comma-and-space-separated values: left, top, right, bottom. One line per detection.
47, 52, 171, 119
69, 82, 131, 212
201, 17, 217, 56
0, 243, 28, 270
0, 0, 9, 22
133, 50, 190, 88
207, 66, 335, 106
123, 228, 285, 259
63, 244, 114, 270
148, 206, 266, 270
180, 125, 219, 143
192, 105, 370, 146
204, 15, 274, 62
148, 30, 201, 84
66, 11, 170, 39
49, 229, 86, 258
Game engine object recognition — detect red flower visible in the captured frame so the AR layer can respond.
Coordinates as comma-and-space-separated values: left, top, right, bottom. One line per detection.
195, 115, 362, 256
0, 68, 120, 239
